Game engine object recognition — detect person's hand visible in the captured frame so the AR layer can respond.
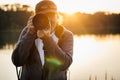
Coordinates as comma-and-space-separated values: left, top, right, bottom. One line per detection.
37, 20, 52, 39
37, 29, 51, 39
27, 16, 37, 35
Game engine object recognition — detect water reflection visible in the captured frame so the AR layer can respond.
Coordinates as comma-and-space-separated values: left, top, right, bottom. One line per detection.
0, 35, 120, 80
70, 34, 120, 80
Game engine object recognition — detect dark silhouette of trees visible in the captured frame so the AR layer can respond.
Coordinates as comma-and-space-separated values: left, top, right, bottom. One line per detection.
60, 12, 120, 35
0, 3, 33, 31
0, 3, 120, 48
0, 4, 120, 35
0, 3, 33, 48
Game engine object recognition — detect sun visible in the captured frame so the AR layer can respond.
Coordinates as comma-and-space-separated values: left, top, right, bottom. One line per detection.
29, 0, 77, 14
53, 0, 80, 14
10, 0, 120, 14
53, 0, 120, 14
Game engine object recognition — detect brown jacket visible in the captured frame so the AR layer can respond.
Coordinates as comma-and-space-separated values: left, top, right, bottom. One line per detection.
12, 25, 73, 80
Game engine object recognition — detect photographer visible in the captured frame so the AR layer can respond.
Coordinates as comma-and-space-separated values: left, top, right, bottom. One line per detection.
11, 0, 73, 80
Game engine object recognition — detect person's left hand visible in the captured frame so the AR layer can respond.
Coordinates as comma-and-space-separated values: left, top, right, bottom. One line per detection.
27, 16, 37, 35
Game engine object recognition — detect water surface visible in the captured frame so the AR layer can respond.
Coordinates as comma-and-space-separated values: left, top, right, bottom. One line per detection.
0, 35, 120, 80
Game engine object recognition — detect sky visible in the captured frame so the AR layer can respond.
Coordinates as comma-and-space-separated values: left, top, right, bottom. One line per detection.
0, 0, 120, 14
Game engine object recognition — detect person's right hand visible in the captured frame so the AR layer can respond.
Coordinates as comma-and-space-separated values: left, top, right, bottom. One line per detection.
27, 16, 37, 35
37, 28, 51, 39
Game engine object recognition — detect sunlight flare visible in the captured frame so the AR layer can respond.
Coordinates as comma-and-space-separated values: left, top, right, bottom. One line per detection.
1, 0, 120, 14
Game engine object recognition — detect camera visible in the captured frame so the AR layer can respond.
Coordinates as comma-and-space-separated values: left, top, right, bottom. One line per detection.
32, 13, 50, 30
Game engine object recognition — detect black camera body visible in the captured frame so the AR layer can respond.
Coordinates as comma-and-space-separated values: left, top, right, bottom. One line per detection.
32, 13, 50, 30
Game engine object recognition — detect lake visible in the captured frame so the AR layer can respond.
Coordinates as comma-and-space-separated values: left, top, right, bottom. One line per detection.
0, 35, 120, 80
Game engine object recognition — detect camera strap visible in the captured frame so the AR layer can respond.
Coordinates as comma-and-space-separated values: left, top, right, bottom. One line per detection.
16, 66, 22, 80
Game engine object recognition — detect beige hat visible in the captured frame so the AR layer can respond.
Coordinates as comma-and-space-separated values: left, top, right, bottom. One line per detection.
35, 0, 57, 14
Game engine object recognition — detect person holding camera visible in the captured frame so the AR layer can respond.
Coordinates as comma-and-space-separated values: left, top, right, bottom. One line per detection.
12, 0, 73, 80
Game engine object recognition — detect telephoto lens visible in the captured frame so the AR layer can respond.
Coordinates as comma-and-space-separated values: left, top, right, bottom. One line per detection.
32, 13, 50, 30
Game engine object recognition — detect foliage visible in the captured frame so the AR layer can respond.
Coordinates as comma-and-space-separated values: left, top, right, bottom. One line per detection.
60, 12, 120, 34
0, 4, 33, 48
0, 4, 120, 48
0, 4, 33, 31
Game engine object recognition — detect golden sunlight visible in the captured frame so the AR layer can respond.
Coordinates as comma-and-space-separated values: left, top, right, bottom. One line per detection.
73, 36, 98, 66
53, 0, 120, 14
0, 0, 120, 14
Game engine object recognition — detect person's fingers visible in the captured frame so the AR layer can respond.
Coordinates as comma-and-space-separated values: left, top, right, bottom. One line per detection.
37, 30, 44, 38
27, 16, 37, 34
43, 29, 51, 37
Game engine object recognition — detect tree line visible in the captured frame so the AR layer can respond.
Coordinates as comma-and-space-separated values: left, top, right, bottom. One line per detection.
60, 12, 120, 35
0, 4, 120, 34
0, 4, 120, 48
0, 3, 33, 31
0, 4, 33, 48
